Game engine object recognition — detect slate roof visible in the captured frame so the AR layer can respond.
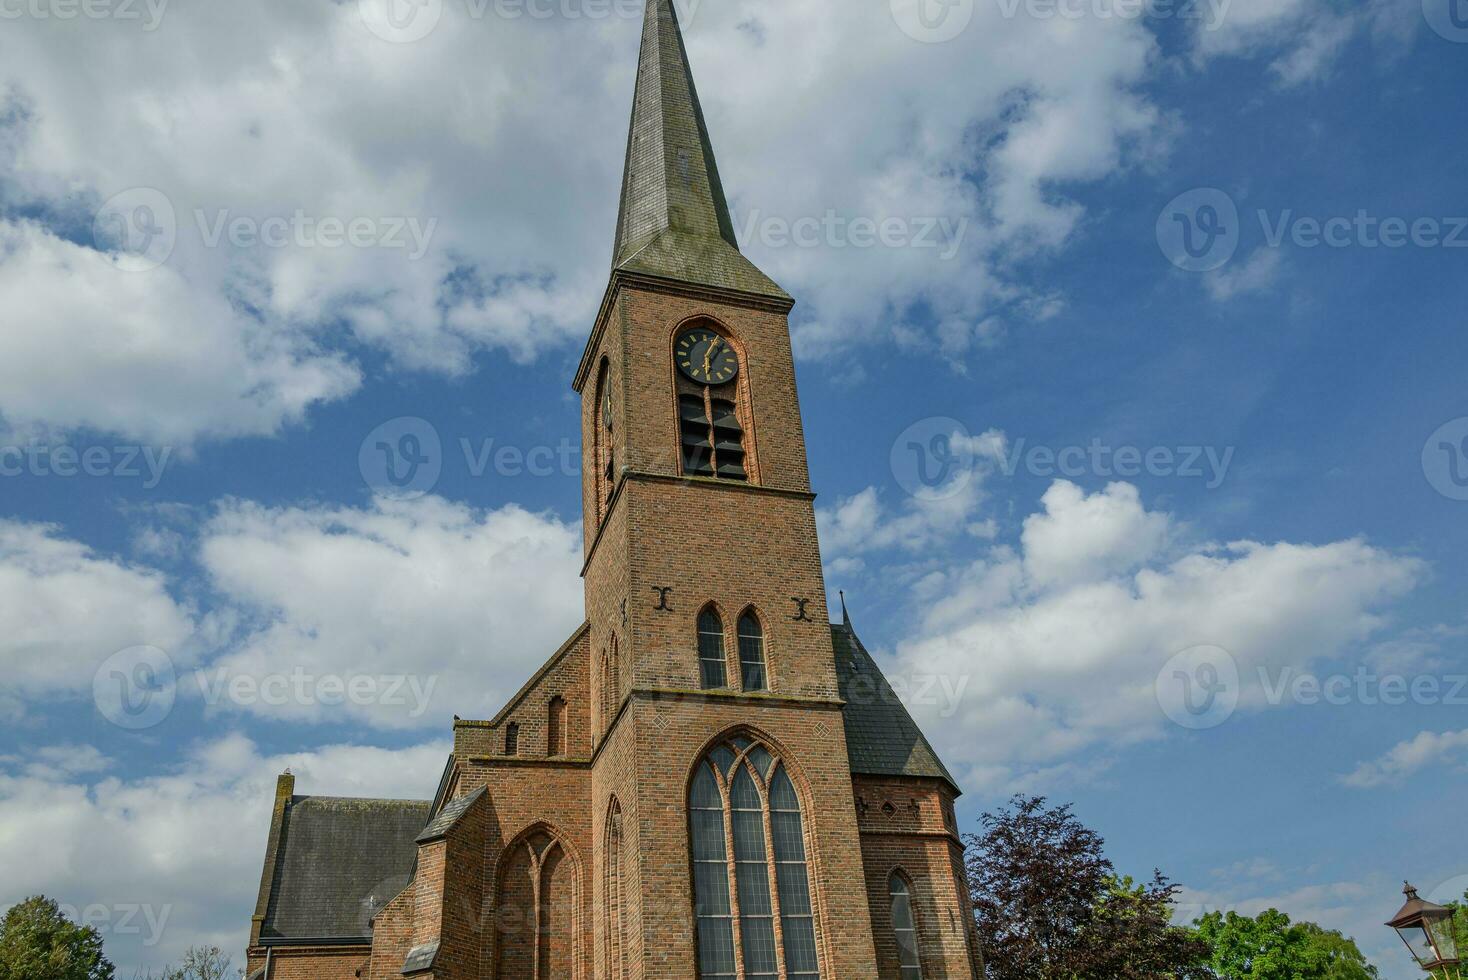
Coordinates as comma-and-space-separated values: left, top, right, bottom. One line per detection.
259, 796, 431, 942
415, 786, 486, 844
833, 623, 959, 793
611, 0, 789, 303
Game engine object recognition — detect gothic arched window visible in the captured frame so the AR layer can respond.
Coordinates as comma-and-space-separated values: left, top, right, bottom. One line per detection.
889, 872, 923, 979
737, 611, 767, 692
689, 735, 820, 980
505, 722, 520, 756
495, 827, 580, 979
698, 607, 727, 690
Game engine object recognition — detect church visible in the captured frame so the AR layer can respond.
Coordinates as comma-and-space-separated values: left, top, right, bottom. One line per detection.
245, 2, 983, 977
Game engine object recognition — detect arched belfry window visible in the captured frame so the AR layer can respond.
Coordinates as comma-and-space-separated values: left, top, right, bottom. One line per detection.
889, 872, 923, 979
698, 607, 727, 690
737, 611, 767, 692
675, 323, 748, 482
594, 360, 614, 521
689, 735, 820, 980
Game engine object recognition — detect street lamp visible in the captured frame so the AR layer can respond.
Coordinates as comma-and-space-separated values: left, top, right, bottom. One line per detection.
1389, 882, 1462, 980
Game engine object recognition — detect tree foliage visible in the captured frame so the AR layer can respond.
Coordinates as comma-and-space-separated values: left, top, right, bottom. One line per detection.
0, 897, 114, 980
965, 795, 1211, 978
1190, 909, 1379, 979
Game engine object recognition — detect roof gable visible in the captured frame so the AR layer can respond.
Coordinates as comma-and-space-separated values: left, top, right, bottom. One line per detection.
260, 796, 431, 942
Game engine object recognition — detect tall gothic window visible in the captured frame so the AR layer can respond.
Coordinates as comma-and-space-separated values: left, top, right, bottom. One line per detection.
737, 611, 767, 692
548, 697, 567, 757
689, 735, 820, 980
889, 872, 923, 980
505, 722, 519, 756
605, 800, 626, 979
698, 608, 727, 690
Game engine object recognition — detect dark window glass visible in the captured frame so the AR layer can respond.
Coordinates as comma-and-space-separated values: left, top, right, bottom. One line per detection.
698, 609, 727, 689
504, 722, 519, 756
737, 613, 767, 691
691, 762, 735, 978
890, 873, 923, 979
690, 743, 820, 980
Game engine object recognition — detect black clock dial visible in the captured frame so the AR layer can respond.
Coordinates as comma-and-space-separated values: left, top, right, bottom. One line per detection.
676, 328, 739, 386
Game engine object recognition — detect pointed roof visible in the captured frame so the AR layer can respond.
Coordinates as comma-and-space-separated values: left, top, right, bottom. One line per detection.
832, 623, 960, 794
611, 0, 788, 302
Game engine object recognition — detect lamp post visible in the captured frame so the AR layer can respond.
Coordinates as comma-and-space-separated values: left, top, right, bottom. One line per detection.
1388, 882, 1462, 980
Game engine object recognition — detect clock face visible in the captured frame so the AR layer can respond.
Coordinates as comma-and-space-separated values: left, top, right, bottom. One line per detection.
676, 328, 739, 386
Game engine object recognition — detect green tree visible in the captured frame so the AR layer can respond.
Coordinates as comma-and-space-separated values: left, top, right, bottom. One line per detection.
966, 796, 1212, 978
0, 897, 114, 980
1191, 908, 1379, 979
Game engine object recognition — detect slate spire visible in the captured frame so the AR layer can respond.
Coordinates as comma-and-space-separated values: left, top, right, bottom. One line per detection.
611, 0, 788, 302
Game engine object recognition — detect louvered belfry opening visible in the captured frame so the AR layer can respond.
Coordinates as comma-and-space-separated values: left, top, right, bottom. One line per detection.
676, 331, 749, 482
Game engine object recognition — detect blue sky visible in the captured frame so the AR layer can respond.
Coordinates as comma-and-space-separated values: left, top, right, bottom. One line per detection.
1, 0, 1465, 975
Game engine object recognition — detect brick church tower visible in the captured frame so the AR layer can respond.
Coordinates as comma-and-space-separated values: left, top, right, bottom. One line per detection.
244, 3, 982, 978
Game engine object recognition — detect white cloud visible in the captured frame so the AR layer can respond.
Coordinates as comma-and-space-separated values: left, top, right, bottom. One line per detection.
0, 220, 358, 444
881, 481, 1423, 789
1341, 729, 1468, 789
0, 735, 447, 977
1205, 246, 1284, 301
0, 520, 196, 706
1193, 0, 1363, 87
0, 0, 1194, 441
1021, 481, 1172, 588
198, 495, 585, 728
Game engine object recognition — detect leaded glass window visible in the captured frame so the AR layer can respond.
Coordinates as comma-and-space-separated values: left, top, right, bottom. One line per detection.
889, 873, 922, 980
699, 608, 727, 690
738, 611, 767, 692
689, 736, 821, 980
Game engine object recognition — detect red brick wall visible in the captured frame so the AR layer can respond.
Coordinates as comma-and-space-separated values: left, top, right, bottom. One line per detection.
856, 777, 983, 979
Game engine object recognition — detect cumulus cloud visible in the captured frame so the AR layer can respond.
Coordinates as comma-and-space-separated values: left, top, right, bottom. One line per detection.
858, 480, 1424, 789
1341, 729, 1468, 789
0, 0, 1205, 440
0, 519, 196, 706
198, 495, 585, 728
0, 735, 447, 976
0, 220, 358, 444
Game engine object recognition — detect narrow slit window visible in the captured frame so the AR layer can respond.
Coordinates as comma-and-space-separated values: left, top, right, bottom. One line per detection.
505, 722, 519, 757
547, 697, 567, 757
698, 609, 727, 690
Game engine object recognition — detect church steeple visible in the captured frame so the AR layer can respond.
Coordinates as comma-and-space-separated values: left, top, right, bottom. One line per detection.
611, 0, 789, 302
